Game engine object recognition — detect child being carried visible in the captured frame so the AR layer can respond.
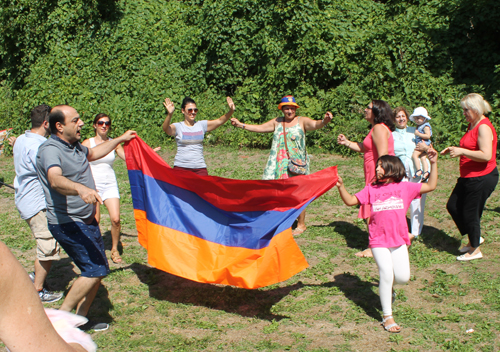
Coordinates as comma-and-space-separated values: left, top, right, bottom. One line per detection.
410, 107, 432, 182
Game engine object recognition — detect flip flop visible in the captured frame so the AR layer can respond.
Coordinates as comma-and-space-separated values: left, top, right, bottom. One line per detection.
110, 249, 122, 264
292, 227, 306, 236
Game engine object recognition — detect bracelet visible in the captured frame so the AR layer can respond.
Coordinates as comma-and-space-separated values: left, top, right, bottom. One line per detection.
348, 142, 351, 148
242, 124, 245, 129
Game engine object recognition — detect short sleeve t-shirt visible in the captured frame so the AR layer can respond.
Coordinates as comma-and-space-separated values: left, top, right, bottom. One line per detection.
13, 131, 47, 220
36, 135, 96, 225
172, 120, 208, 169
355, 182, 422, 248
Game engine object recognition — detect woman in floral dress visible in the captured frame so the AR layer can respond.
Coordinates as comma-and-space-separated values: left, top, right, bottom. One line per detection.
231, 95, 332, 235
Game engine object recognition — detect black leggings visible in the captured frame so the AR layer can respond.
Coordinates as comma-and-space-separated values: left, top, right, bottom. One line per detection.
446, 168, 498, 248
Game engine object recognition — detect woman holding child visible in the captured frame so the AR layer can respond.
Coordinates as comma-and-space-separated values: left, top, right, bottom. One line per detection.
392, 107, 431, 240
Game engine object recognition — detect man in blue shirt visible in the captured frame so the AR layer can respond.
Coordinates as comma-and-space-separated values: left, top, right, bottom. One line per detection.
13, 104, 63, 303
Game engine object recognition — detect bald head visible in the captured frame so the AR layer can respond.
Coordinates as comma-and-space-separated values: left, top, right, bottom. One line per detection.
48, 105, 83, 143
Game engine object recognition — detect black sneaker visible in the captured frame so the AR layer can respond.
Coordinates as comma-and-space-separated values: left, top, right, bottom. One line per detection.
79, 321, 109, 332
38, 288, 64, 303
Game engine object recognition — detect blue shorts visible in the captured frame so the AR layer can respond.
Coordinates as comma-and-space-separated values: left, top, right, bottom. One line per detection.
48, 221, 110, 278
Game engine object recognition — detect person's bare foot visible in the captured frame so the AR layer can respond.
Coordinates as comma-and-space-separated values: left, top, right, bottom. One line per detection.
292, 227, 306, 236
355, 248, 373, 258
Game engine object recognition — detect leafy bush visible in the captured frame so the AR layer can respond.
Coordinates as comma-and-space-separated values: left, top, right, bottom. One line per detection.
0, 0, 498, 153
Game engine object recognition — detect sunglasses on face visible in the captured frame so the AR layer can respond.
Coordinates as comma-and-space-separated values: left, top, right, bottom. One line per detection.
187, 108, 198, 114
97, 121, 111, 126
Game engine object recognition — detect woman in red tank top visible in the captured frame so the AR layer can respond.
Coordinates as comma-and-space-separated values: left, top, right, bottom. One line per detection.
441, 93, 498, 261
337, 100, 395, 258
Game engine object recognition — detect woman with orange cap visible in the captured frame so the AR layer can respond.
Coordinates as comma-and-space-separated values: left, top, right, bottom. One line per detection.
231, 95, 332, 235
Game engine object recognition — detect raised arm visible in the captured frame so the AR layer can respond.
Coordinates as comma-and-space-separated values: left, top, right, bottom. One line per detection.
440, 124, 493, 162
162, 98, 176, 136
47, 167, 102, 205
301, 111, 333, 132
336, 176, 360, 206
206, 97, 236, 132
231, 117, 277, 133
337, 134, 363, 153
87, 130, 135, 162
420, 147, 438, 194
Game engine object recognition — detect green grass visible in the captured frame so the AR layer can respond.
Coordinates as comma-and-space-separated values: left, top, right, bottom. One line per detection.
0, 144, 499, 351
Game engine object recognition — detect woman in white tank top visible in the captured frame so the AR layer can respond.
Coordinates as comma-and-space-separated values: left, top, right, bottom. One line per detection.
82, 113, 125, 264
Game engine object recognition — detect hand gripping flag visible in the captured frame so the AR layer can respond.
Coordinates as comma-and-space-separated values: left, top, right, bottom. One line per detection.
124, 137, 338, 289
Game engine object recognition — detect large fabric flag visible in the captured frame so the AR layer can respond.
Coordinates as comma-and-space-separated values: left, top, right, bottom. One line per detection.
124, 137, 338, 289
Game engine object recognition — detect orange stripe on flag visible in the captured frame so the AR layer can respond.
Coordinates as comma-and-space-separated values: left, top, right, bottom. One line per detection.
134, 210, 308, 289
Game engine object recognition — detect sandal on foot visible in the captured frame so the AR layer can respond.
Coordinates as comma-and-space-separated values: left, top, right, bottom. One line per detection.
110, 249, 122, 264
421, 171, 430, 183
292, 227, 306, 236
355, 248, 373, 258
413, 169, 423, 178
382, 316, 401, 333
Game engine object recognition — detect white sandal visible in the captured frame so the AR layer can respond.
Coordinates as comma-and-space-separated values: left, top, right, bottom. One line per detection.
382, 316, 401, 333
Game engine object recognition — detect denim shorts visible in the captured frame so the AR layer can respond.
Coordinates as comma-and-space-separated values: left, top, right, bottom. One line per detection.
48, 220, 110, 277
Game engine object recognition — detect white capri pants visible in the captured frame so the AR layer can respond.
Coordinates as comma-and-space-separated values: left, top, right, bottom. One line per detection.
372, 245, 410, 316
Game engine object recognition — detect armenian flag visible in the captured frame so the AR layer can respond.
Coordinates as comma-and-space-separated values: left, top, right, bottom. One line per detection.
124, 137, 338, 289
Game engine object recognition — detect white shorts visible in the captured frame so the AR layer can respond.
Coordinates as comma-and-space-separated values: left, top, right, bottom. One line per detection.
95, 180, 120, 202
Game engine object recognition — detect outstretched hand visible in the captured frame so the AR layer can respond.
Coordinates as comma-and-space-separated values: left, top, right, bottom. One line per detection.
337, 134, 349, 146
336, 176, 344, 188
119, 130, 137, 142
323, 111, 333, 124
227, 97, 236, 111
440, 146, 462, 158
163, 98, 175, 115
427, 147, 438, 163
231, 117, 242, 128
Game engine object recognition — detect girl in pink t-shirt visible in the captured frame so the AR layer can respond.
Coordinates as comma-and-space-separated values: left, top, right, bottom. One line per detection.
336, 153, 438, 333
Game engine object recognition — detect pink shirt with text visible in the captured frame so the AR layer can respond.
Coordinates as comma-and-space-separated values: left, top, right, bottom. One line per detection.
355, 182, 422, 248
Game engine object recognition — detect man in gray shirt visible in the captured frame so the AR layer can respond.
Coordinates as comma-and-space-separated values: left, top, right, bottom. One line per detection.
13, 104, 63, 303
36, 105, 135, 331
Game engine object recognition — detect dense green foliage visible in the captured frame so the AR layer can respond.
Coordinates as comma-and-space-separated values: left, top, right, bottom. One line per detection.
0, 0, 499, 153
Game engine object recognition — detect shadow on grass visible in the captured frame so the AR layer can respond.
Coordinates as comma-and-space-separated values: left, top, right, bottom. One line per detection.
129, 263, 303, 321
102, 230, 137, 254
485, 206, 500, 214
327, 273, 381, 321
324, 221, 369, 250
49, 257, 114, 323
417, 224, 461, 255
